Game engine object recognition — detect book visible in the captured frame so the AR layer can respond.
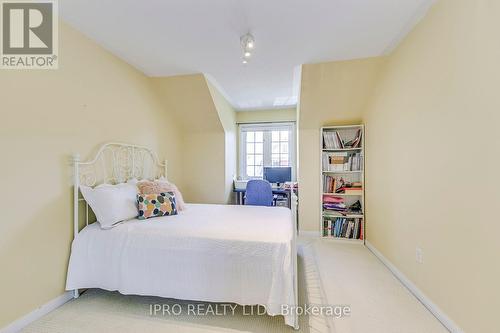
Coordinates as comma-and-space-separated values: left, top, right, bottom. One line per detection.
345, 220, 353, 238
341, 220, 348, 237
323, 195, 344, 203
335, 132, 345, 149
323, 175, 346, 193
344, 188, 362, 195
324, 217, 363, 240
322, 152, 363, 171
353, 219, 359, 239
323, 130, 346, 149
323, 219, 332, 237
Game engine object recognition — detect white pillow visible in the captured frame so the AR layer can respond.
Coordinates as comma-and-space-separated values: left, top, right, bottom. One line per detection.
80, 183, 138, 229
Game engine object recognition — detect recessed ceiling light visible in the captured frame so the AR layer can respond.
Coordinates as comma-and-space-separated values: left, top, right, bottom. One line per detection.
244, 51, 251, 58
242, 59, 248, 64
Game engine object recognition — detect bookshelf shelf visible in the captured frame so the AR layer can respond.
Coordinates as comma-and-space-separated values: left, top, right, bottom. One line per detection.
322, 148, 362, 152
320, 125, 365, 243
322, 192, 362, 196
320, 237, 364, 244
322, 170, 362, 174
323, 213, 364, 218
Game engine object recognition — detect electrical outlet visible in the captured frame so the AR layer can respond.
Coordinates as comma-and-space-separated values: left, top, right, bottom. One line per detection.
416, 247, 424, 264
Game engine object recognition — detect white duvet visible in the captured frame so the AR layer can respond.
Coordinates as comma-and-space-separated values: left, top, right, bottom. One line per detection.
66, 203, 296, 327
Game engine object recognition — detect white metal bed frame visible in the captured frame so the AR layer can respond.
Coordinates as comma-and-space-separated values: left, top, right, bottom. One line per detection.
71, 142, 299, 329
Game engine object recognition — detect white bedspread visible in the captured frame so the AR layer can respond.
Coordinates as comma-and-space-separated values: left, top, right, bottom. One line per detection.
66, 204, 296, 326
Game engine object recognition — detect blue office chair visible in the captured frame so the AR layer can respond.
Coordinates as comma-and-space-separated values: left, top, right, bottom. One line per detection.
245, 179, 274, 207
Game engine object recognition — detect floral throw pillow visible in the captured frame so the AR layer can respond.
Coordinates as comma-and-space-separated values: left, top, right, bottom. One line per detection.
137, 192, 177, 220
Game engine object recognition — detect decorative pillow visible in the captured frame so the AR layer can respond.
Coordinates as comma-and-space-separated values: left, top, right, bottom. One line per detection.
137, 180, 170, 195
134, 178, 187, 211
80, 183, 138, 229
137, 192, 177, 220
156, 178, 187, 211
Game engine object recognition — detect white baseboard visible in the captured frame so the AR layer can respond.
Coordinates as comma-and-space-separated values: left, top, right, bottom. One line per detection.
365, 241, 463, 333
0, 291, 73, 333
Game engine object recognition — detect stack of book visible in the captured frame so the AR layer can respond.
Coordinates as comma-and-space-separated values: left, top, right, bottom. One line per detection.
335, 181, 362, 195
323, 197, 363, 216
323, 195, 346, 212
323, 129, 362, 149
323, 175, 338, 193
322, 152, 363, 171
322, 131, 344, 149
323, 217, 363, 239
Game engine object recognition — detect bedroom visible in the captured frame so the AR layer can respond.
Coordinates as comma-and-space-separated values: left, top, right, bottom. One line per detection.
0, 0, 498, 332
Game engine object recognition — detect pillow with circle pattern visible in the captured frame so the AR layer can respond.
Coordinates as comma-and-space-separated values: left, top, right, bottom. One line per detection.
137, 192, 177, 220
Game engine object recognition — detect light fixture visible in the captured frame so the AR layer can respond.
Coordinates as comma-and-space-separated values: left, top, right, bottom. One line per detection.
240, 33, 255, 50
240, 33, 255, 64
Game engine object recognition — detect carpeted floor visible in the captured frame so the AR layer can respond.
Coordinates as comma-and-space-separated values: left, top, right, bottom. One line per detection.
20, 237, 447, 333
22, 242, 327, 333
312, 240, 448, 333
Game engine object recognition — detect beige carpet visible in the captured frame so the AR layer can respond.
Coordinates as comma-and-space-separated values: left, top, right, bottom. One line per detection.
311, 240, 448, 333
19, 237, 449, 333
22, 243, 327, 333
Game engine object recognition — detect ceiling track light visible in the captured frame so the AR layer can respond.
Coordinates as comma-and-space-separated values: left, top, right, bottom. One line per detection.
240, 33, 255, 64
241, 33, 255, 50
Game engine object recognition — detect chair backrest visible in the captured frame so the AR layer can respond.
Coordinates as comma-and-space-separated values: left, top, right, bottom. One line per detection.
245, 179, 273, 207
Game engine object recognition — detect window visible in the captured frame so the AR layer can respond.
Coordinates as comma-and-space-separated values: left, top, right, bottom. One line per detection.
239, 122, 296, 179
245, 130, 264, 177
271, 130, 289, 167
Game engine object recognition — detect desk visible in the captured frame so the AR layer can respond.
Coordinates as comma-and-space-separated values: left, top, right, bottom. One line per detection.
233, 188, 292, 207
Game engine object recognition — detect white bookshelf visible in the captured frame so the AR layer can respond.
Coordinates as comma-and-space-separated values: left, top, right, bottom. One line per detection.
320, 125, 365, 243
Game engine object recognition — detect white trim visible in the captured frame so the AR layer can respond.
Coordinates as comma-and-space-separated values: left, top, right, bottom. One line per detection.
366, 241, 463, 333
291, 193, 299, 330
0, 291, 73, 333
238, 122, 296, 180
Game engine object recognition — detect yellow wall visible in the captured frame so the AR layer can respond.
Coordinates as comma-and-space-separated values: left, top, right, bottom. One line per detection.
0, 22, 183, 328
297, 58, 384, 231
363, 1, 500, 331
206, 80, 237, 203
151, 75, 234, 204
235, 108, 296, 123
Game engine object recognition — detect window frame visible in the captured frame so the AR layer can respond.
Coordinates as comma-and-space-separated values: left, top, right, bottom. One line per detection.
238, 122, 296, 181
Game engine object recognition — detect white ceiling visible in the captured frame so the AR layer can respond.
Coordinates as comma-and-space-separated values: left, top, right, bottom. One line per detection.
60, 0, 434, 111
